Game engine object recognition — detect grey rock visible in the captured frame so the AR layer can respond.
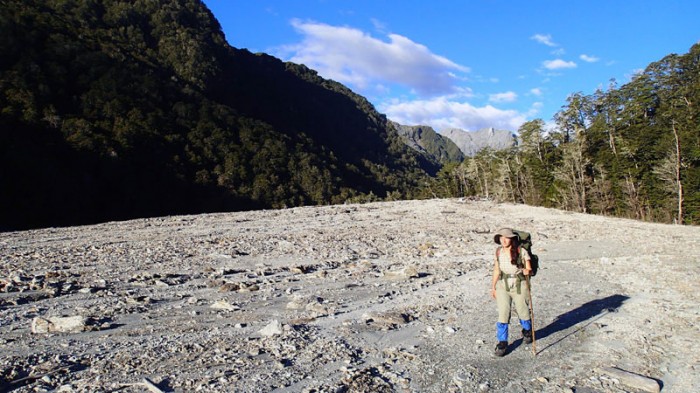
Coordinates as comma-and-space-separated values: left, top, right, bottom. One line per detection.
440, 127, 516, 156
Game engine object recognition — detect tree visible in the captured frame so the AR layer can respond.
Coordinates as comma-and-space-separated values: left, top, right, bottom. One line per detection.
552, 93, 594, 213
517, 119, 555, 205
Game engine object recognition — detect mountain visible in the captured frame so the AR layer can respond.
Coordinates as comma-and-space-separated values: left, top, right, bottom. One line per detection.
0, 0, 431, 230
440, 127, 517, 156
392, 122, 465, 172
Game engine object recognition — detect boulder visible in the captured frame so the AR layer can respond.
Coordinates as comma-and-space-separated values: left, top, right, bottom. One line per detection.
31, 316, 87, 333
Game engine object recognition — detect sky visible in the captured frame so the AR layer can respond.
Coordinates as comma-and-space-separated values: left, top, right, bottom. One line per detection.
202, 1, 700, 133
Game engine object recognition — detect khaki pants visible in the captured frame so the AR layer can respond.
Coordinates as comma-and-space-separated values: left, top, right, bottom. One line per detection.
495, 278, 530, 324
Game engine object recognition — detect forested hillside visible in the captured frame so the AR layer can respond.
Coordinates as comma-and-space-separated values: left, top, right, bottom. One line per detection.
430, 43, 700, 224
0, 0, 430, 230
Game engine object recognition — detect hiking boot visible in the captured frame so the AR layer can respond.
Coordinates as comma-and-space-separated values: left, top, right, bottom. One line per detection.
494, 341, 508, 357
522, 329, 533, 344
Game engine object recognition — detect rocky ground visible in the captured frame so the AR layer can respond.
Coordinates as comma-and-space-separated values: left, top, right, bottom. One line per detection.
1, 198, 699, 392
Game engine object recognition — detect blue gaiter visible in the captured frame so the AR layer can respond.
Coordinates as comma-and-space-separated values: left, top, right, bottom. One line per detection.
520, 319, 532, 331
496, 322, 508, 342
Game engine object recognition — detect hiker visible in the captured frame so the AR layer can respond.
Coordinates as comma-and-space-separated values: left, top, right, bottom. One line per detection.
491, 228, 533, 356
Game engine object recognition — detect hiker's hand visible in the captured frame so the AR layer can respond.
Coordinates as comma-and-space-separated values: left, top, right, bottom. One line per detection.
490, 288, 496, 299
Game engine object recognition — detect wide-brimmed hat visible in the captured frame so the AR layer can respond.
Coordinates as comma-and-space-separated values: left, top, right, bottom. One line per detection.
493, 228, 517, 244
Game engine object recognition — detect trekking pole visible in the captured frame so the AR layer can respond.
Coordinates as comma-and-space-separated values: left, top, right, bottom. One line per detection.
526, 275, 537, 356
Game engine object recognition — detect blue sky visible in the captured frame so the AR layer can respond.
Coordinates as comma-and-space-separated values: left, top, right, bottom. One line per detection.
202, 1, 699, 133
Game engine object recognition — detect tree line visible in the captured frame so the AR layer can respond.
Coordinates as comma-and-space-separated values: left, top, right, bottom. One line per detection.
425, 43, 700, 225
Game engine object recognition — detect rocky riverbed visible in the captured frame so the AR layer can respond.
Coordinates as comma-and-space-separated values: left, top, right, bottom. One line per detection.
1, 199, 698, 392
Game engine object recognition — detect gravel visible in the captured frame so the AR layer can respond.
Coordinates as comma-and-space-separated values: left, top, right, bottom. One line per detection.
1, 198, 698, 392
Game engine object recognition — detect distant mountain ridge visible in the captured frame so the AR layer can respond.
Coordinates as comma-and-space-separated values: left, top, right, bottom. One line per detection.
440, 127, 517, 156
393, 122, 517, 159
392, 122, 464, 171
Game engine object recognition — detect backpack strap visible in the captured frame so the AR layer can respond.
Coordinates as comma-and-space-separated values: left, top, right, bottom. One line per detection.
497, 246, 524, 294
498, 246, 523, 267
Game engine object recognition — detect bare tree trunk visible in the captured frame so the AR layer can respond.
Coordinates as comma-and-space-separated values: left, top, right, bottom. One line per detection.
608, 127, 618, 157
477, 161, 490, 199
575, 146, 588, 213
624, 171, 645, 220
502, 158, 516, 203
513, 154, 528, 203
672, 121, 684, 224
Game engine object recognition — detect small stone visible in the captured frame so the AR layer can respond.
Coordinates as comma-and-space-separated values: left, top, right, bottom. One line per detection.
286, 300, 304, 310
219, 282, 240, 292
239, 283, 260, 293
453, 373, 470, 387
305, 302, 329, 316
383, 266, 419, 279
598, 367, 661, 393
210, 300, 238, 311
259, 320, 283, 336
290, 266, 309, 274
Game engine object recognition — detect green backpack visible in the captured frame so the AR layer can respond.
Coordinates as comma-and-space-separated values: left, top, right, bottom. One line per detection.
497, 229, 539, 276
515, 230, 539, 276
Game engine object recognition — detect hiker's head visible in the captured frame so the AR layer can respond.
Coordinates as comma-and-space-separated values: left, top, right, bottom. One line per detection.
494, 228, 519, 247
495, 228, 521, 265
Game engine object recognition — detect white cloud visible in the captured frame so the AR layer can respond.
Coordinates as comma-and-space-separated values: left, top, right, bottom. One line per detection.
449, 86, 475, 99
531, 34, 557, 47
379, 96, 527, 132
280, 20, 469, 96
529, 102, 544, 115
489, 91, 518, 103
551, 48, 566, 56
530, 88, 543, 96
580, 54, 600, 63
542, 59, 577, 70
370, 18, 387, 33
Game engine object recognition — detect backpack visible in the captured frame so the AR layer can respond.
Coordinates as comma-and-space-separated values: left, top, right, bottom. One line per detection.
497, 229, 539, 277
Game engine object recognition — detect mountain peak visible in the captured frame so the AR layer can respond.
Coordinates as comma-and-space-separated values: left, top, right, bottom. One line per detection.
439, 127, 516, 156
391, 122, 465, 172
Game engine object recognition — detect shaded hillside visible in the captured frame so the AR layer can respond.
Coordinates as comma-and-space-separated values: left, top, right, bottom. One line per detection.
392, 122, 465, 174
0, 0, 430, 230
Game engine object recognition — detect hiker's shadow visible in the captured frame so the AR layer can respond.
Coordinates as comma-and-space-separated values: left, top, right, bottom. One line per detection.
538, 294, 629, 339
514, 294, 629, 353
